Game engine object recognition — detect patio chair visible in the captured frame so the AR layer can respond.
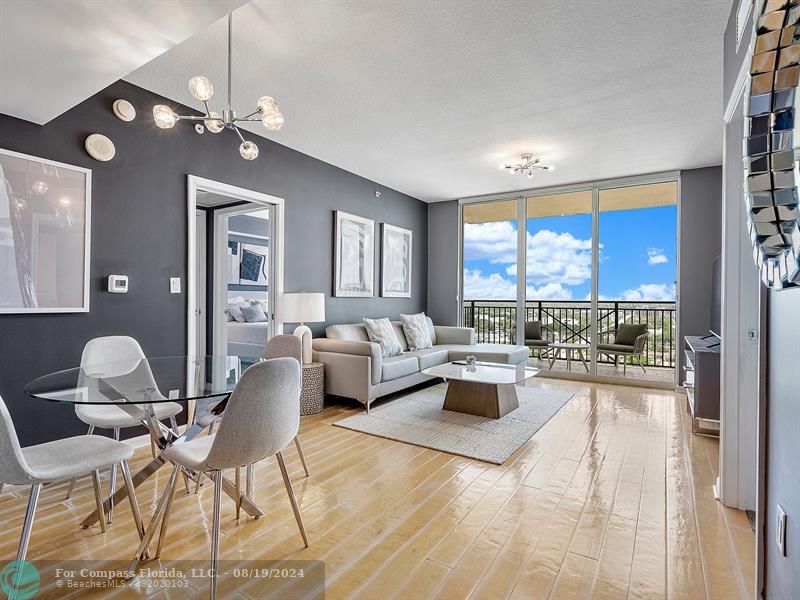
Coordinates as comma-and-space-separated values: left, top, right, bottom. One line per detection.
522, 320, 555, 359
596, 323, 648, 375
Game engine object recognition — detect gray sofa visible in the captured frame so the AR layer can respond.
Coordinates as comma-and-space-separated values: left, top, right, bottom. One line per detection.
311, 317, 529, 412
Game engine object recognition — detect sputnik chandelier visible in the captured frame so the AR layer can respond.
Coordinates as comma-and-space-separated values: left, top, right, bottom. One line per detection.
151, 12, 284, 160
501, 154, 554, 178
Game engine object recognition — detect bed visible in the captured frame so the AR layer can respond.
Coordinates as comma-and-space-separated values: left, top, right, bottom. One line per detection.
226, 321, 268, 357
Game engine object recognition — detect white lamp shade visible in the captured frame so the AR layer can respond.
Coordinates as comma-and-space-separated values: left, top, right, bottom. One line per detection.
283, 292, 325, 323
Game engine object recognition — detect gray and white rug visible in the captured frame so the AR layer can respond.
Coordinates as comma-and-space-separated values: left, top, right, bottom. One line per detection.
333, 383, 573, 465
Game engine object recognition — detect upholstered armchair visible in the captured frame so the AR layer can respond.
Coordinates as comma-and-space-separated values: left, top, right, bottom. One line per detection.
596, 323, 648, 374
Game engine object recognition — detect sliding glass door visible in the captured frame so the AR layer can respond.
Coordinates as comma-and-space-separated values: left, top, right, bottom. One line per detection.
525, 191, 593, 374
461, 175, 678, 384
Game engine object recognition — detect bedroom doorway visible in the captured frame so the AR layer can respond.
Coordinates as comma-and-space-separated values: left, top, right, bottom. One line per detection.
187, 176, 284, 361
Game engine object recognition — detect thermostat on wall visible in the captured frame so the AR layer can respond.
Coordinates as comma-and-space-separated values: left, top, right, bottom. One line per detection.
108, 275, 128, 293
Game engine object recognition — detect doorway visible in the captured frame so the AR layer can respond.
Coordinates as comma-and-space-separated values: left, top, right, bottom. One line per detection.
186, 176, 284, 360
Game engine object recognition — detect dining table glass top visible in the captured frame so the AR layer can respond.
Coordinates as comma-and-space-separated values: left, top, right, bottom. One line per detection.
24, 355, 263, 404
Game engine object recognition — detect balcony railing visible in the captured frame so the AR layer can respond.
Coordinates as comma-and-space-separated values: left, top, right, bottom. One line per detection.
462, 300, 676, 369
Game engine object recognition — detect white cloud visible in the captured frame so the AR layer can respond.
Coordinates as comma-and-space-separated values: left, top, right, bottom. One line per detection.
463, 268, 575, 300
463, 268, 517, 300
617, 283, 676, 301
526, 282, 574, 300
647, 247, 669, 265
464, 222, 593, 286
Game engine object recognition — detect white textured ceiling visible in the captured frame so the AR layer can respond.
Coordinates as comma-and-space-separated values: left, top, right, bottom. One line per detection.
125, 0, 728, 202
0, 0, 246, 125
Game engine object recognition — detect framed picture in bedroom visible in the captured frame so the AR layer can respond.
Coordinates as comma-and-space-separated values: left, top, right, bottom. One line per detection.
0, 148, 91, 313
381, 223, 412, 298
334, 210, 375, 297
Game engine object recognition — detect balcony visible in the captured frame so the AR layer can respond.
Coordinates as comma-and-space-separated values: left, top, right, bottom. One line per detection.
462, 299, 676, 383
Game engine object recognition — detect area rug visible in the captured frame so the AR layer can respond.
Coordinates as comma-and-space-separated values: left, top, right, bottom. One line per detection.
333, 383, 573, 465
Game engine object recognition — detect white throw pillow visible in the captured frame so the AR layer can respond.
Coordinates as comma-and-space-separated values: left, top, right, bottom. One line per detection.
400, 312, 432, 351
363, 317, 404, 357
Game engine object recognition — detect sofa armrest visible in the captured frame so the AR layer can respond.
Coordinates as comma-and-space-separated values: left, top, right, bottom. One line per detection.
312, 351, 374, 401
312, 338, 382, 385
434, 325, 475, 345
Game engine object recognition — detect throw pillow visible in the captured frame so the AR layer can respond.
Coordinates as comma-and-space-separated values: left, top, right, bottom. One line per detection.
614, 323, 648, 346
241, 304, 268, 323
226, 303, 247, 323
363, 317, 404, 357
400, 312, 433, 351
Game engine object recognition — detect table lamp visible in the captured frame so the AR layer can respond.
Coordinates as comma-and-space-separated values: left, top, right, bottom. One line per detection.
283, 292, 326, 364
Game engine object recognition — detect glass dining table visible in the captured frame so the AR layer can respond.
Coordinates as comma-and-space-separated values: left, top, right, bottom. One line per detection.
24, 355, 267, 529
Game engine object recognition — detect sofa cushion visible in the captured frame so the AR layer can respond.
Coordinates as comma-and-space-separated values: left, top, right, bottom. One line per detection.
614, 323, 647, 346
382, 355, 420, 382
437, 343, 529, 365
406, 347, 449, 370
326, 323, 370, 342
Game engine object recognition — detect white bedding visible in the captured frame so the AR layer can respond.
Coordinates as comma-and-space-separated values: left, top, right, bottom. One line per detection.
226, 321, 269, 345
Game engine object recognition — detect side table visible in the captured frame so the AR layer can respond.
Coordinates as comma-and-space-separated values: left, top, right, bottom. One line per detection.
301, 361, 325, 415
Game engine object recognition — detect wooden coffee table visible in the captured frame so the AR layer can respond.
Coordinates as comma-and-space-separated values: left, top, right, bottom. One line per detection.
421, 362, 540, 419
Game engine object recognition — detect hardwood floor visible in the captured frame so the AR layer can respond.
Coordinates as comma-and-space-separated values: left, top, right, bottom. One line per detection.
0, 378, 755, 599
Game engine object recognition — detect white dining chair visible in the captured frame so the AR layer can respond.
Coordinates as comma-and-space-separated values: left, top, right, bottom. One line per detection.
0, 394, 145, 563
69, 336, 182, 523
128, 358, 306, 599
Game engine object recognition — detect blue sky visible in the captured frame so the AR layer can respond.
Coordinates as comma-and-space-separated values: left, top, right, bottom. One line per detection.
463, 205, 677, 301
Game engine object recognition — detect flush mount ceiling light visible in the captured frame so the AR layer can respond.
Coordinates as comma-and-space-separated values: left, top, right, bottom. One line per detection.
151, 12, 284, 160
500, 154, 555, 178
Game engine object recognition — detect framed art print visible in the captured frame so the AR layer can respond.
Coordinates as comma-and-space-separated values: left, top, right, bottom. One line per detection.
334, 210, 375, 297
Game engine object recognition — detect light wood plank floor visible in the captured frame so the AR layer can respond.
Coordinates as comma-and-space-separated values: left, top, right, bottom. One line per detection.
0, 379, 755, 599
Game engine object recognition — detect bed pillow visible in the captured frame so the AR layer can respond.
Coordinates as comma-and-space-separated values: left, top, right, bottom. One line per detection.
241, 304, 268, 323
400, 312, 433, 351
226, 303, 247, 323
363, 317, 404, 357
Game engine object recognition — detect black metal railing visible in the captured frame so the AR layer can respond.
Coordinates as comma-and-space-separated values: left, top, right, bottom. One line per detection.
462, 300, 676, 368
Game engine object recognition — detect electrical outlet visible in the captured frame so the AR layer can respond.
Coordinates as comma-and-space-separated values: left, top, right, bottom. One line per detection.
777, 505, 787, 557
170, 277, 181, 294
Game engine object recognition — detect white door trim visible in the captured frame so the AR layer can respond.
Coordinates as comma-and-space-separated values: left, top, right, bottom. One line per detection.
186, 175, 285, 358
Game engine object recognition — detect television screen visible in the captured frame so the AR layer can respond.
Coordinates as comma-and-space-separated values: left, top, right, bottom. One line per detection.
710, 254, 722, 338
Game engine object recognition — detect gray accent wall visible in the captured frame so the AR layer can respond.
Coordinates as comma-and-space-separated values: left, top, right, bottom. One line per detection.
678, 167, 722, 375
427, 200, 460, 326
0, 79, 427, 445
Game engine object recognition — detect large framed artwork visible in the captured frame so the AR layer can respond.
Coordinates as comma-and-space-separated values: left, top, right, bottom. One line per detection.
381, 223, 412, 297
334, 210, 375, 297
0, 148, 91, 313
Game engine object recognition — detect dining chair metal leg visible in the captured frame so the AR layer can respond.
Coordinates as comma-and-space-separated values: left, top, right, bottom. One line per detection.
91, 470, 107, 533
294, 436, 310, 478
211, 470, 223, 600
121, 460, 145, 541
128, 463, 180, 576
234, 467, 241, 521
107, 427, 121, 524
155, 466, 180, 559
16, 484, 41, 562
276, 452, 308, 548
245, 464, 253, 499
65, 425, 96, 501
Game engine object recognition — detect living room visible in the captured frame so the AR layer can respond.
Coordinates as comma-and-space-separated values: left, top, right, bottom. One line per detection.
0, 1, 796, 599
